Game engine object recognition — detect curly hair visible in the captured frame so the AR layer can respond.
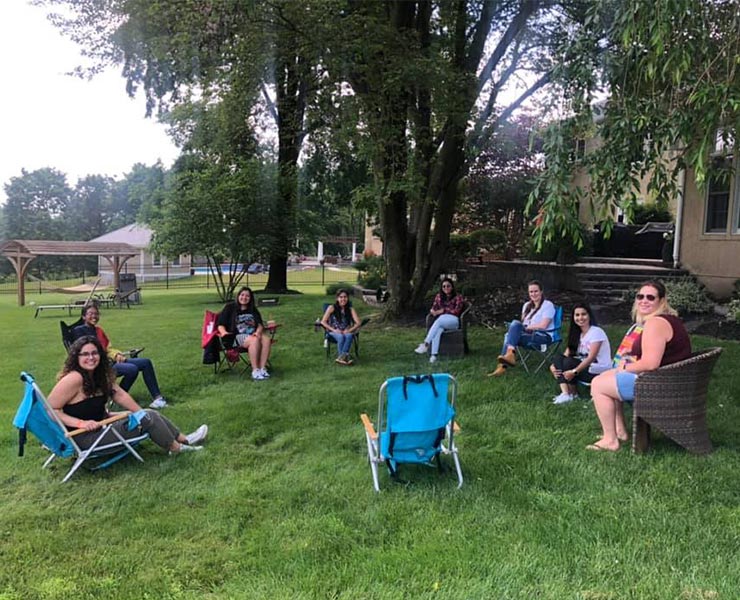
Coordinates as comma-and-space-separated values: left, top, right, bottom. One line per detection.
58, 336, 114, 398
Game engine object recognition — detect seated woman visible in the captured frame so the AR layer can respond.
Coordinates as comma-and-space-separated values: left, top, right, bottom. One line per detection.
48, 336, 208, 454
414, 278, 465, 364
75, 303, 169, 409
588, 280, 691, 452
489, 280, 555, 377
549, 302, 612, 404
321, 289, 361, 365
217, 286, 272, 381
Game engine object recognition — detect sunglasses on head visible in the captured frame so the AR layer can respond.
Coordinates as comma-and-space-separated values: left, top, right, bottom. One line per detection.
636, 293, 657, 301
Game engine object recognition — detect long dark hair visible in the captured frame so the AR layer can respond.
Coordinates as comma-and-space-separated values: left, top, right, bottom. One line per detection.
58, 336, 114, 399
439, 277, 457, 301
333, 288, 352, 320
567, 302, 598, 355
232, 286, 262, 328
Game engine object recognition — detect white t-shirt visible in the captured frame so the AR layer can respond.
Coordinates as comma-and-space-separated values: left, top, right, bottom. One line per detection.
521, 299, 556, 329
575, 325, 612, 374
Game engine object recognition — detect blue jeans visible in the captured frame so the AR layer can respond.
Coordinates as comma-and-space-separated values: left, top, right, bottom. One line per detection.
328, 331, 355, 356
425, 314, 460, 355
114, 357, 162, 399
502, 320, 551, 355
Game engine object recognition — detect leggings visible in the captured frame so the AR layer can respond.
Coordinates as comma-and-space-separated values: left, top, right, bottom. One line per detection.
74, 409, 180, 452
551, 354, 596, 385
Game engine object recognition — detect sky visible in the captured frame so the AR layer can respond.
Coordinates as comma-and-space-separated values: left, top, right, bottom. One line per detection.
0, 0, 180, 203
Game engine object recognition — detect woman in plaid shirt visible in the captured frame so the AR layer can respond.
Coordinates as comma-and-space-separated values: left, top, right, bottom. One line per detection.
414, 278, 465, 363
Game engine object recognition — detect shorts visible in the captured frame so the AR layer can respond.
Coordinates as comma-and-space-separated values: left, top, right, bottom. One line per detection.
615, 371, 638, 402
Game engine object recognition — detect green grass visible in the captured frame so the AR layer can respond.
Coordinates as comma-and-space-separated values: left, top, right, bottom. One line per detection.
1, 289, 739, 599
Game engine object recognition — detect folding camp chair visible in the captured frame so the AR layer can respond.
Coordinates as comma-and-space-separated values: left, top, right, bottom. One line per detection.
60, 318, 144, 357
360, 373, 463, 492
12, 372, 148, 483
516, 305, 564, 374
315, 303, 370, 360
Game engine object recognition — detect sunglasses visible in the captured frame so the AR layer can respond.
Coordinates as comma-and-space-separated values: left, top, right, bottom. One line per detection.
635, 293, 657, 301
79, 351, 100, 358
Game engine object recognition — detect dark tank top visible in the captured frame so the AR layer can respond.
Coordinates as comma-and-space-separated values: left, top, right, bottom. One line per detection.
62, 395, 108, 425
632, 314, 691, 366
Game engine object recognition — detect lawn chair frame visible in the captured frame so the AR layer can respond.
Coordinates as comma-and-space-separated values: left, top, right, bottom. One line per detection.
361, 373, 462, 492
14, 372, 148, 483
515, 305, 564, 374
315, 302, 370, 360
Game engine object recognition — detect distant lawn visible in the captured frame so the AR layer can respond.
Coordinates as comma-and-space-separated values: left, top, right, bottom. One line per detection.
1, 289, 739, 599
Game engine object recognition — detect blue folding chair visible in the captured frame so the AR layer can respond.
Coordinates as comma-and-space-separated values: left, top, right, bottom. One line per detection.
516, 305, 564, 374
12, 372, 148, 483
360, 373, 462, 492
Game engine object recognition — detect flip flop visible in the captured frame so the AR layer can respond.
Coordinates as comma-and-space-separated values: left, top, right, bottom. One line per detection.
585, 442, 619, 452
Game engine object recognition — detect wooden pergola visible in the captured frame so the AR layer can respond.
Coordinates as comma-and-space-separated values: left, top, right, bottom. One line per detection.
0, 239, 139, 307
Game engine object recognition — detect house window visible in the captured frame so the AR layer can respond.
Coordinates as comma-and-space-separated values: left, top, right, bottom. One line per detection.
152, 255, 162, 267
704, 157, 732, 234
171, 255, 181, 267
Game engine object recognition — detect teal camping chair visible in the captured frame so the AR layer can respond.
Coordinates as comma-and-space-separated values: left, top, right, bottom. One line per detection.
13, 372, 148, 483
516, 305, 564, 374
360, 373, 462, 492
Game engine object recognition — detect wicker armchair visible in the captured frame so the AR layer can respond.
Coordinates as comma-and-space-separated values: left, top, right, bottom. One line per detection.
425, 302, 472, 357
632, 347, 723, 455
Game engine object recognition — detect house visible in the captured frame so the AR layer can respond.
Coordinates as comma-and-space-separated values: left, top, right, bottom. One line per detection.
90, 224, 192, 283
573, 132, 740, 299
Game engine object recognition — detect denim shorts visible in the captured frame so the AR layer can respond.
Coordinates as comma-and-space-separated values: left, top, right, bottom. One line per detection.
616, 371, 638, 402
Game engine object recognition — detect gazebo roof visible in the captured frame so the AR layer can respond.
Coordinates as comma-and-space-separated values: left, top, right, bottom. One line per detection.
0, 239, 139, 258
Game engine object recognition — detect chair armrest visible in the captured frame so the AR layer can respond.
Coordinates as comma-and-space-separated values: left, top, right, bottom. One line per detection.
67, 411, 130, 437
360, 413, 377, 440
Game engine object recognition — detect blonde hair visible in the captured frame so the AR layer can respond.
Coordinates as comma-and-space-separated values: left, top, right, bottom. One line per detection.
631, 280, 677, 325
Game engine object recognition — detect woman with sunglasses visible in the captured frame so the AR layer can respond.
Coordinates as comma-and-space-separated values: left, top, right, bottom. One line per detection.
549, 302, 612, 404
587, 280, 691, 452
414, 278, 465, 364
48, 336, 208, 454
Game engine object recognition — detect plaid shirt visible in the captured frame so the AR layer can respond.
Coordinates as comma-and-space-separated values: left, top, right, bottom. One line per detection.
431, 293, 465, 316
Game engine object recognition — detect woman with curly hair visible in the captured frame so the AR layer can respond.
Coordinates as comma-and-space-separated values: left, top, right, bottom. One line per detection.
48, 336, 208, 454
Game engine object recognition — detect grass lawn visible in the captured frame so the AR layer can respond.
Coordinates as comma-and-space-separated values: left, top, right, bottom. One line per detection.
1, 288, 739, 599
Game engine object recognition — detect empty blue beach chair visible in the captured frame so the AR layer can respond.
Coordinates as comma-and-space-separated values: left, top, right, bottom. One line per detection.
360, 373, 462, 492
13, 372, 148, 483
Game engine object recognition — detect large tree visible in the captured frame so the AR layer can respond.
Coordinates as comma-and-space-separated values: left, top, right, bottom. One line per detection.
530, 0, 740, 247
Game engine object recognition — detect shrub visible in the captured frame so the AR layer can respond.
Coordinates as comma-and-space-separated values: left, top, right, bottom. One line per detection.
354, 255, 386, 290
469, 228, 506, 256
326, 282, 353, 296
664, 277, 712, 315
727, 298, 740, 323
631, 201, 672, 225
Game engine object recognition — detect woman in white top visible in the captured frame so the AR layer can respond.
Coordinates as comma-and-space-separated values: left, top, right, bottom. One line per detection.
549, 303, 612, 404
490, 280, 555, 377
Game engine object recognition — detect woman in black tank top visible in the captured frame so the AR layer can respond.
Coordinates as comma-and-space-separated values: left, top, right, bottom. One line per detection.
48, 336, 209, 453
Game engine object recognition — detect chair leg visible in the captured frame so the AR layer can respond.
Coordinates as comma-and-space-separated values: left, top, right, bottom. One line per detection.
632, 417, 651, 454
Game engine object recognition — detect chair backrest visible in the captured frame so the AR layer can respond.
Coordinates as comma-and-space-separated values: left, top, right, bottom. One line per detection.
379, 374, 456, 466
550, 305, 563, 343
13, 372, 78, 458
202, 310, 220, 348
60, 318, 85, 351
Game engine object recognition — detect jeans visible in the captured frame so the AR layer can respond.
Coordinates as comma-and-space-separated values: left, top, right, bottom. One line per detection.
74, 409, 179, 451
502, 320, 551, 355
425, 314, 460, 355
328, 331, 355, 356
114, 357, 162, 399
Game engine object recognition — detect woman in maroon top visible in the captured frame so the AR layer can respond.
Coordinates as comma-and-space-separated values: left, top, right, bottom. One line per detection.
588, 280, 691, 452
414, 278, 465, 364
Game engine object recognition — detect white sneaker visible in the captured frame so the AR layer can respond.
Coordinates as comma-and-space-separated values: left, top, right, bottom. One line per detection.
185, 424, 208, 446
259, 368, 270, 379
429, 355, 437, 364
149, 397, 168, 409
552, 393, 575, 405
177, 444, 203, 453
414, 343, 428, 354
252, 369, 265, 381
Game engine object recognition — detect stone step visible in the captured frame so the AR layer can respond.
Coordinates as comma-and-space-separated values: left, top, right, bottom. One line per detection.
576, 256, 670, 267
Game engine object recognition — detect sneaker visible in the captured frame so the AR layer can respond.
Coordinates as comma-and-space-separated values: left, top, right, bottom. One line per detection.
149, 397, 168, 409
185, 424, 208, 445
429, 355, 437, 364
414, 343, 428, 355
259, 368, 270, 379
552, 393, 576, 405
252, 369, 265, 381
176, 444, 203, 453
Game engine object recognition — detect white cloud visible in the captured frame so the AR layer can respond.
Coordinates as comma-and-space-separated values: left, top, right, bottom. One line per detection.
0, 0, 180, 202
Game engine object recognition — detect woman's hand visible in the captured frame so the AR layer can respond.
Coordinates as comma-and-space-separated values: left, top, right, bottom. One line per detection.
563, 369, 576, 381
550, 365, 561, 379
77, 419, 102, 432
115, 353, 126, 363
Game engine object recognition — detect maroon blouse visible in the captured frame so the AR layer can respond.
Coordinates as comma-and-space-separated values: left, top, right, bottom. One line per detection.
632, 314, 691, 367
